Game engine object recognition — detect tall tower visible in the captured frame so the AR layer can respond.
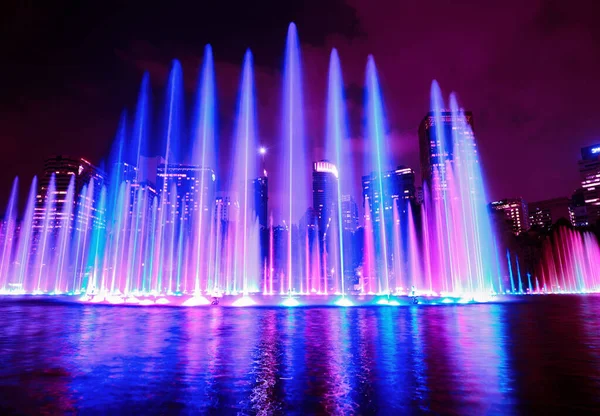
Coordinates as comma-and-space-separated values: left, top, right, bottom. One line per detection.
312, 160, 338, 233
156, 163, 216, 224
578, 144, 600, 225
341, 195, 359, 232
489, 198, 529, 235
418, 110, 475, 190
252, 176, 268, 229
35, 155, 106, 231
361, 166, 416, 223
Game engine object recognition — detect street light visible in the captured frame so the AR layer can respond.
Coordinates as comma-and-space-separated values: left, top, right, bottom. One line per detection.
258, 146, 267, 176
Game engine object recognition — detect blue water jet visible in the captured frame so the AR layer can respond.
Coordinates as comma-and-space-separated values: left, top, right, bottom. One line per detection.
325, 48, 351, 294
279, 22, 309, 292
365, 56, 391, 293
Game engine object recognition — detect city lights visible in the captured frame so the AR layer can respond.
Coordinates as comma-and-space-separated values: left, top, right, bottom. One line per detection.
0, 24, 598, 310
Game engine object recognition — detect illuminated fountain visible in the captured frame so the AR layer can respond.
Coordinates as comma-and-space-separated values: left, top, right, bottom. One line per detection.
324, 48, 353, 297
0, 22, 598, 307
535, 227, 600, 293
191, 45, 217, 298
225, 50, 262, 298
421, 83, 502, 296
277, 22, 310, 295
364, 56, 391, 295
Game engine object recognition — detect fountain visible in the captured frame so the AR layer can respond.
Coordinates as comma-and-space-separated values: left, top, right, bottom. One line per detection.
227, 49, 261, 297
325, 49, 352, 296
536, 227, 600, 293
278, 22, 310, 295
0, 22, 598, 307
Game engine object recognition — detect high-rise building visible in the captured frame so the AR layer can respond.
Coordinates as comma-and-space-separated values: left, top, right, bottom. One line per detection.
418, 110, 475, 189
312, 160, 339, 232
156, 164, 216, 223
252, 176, 268, 229
490, 198, 529, 235
341, 195, 359, 231
362, 166, 416, 223
34, 155, 106, 231
578, 144, 600, 225
114, 161, 138, 184
528, 197, 571, 231
111, 157, 158, 227
528, 205, 552, 231
271, 225, 288, 288
416, 186, 424, 205
215, 195, 233, 223
570, 188, 589, 227
137, 155, 162, 186
299, 207, 317, 231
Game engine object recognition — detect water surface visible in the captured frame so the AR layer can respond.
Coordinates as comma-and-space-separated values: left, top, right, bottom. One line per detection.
1, 296, 599, 415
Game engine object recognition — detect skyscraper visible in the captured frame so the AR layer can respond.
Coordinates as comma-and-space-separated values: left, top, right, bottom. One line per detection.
528, 197, 571, 231
418, 110, 475, 189
156, 163, 216, 223
111, 157, 158, 234
528, 205, 553, 231
252, 176, 268, 229
362, 166, 416, 223
214, 195, 233, 223
578, 144, 600, 225
341, 195, 359, 231
114, 161, 138, 184
312, 160, 338, 233
570, 188, 589, 227
490, 198, 529, 235
416, 187, 424, 205
34, 155, 106, 231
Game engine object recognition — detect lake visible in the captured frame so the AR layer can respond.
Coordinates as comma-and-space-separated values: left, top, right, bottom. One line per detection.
1, 296, 599, 415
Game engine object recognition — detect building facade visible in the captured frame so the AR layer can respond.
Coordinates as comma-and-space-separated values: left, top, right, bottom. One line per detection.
361, 166, 416, 223
35, 155, 106, 232
418, 110, 475, 191
341, 195, 359, 232
312, 160, 339, 233
252, 176, 268, 229
490, 198, 529, 235
570, 188, 589, 227
578, 144, 600, 226
156, 164, 216, 224
528, 197, 571, 231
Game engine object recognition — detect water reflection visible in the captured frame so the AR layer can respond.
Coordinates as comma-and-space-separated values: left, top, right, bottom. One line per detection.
504, 296, 600, 414
0, 297, 599, 414
249, 310, 284, 414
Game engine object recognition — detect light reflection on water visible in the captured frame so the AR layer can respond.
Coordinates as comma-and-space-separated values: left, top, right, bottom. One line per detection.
0, 296, 599, 415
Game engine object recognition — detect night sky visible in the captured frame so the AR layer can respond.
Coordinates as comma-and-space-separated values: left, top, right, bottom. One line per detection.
2, 0, 600, 210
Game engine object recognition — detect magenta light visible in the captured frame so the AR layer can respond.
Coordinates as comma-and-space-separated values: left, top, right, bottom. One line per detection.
3, 24, 600, 305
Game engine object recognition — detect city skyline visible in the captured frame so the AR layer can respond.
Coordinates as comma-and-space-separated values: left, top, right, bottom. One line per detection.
20, 139, 600, 245
5, 111, 599, 214
8, 137, 600, 228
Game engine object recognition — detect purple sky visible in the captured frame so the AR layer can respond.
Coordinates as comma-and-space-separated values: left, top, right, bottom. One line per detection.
1, 0, 599, 210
